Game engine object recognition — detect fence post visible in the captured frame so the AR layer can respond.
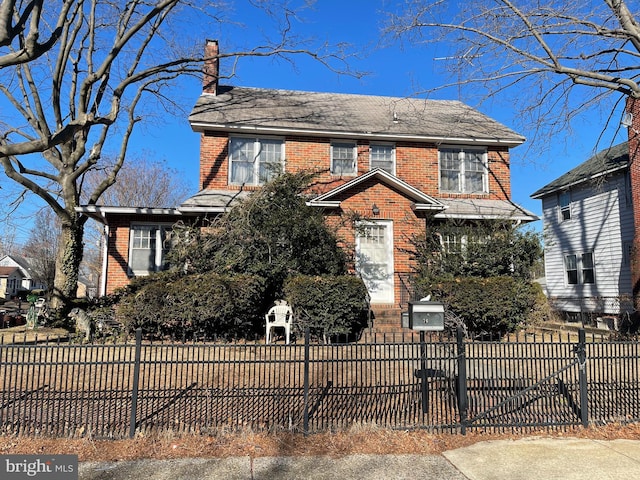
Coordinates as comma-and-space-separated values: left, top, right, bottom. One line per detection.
129, 328, 142, 439
577, 328, 589, 427
303, 327, 310, 435
456, 326, 468, 435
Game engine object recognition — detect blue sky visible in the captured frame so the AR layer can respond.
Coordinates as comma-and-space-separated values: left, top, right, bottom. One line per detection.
2, 1, 629, 242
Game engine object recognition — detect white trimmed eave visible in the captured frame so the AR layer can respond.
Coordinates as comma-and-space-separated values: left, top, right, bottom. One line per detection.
75, 205, 182, 224
434, 211, 538, 222
189, 121, 525, 148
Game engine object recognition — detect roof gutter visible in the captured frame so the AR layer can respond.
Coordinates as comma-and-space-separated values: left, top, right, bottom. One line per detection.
189, 122, 526, 148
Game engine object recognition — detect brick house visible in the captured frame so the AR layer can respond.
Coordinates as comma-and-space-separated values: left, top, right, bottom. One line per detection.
78, 40, 536, 310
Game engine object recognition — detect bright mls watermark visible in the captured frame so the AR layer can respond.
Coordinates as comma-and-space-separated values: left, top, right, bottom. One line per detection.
1, 455, 78, 479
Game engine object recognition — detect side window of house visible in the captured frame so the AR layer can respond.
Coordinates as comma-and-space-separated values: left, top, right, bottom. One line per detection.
558, 191, 571, 221
564, 252, 595, 285
331, 141, 357, 176
229, 136, 284, 185
439, 147, 488, 193
370, 143, 395, 174
129, 224, 173, 276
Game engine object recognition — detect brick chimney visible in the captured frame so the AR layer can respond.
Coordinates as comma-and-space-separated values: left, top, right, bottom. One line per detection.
626, 96, 640, 309
203, 39, 219, 95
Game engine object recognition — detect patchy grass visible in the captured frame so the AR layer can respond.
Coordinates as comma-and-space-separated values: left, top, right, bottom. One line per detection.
1, 423, 640, 461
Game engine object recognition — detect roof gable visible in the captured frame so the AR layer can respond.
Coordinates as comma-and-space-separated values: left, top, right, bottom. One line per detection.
531, 142, 629, 199
306, 168, 446, 211
190, 87, 525, 146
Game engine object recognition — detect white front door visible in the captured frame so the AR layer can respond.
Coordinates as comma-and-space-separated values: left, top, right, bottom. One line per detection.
356, 221, 394, 304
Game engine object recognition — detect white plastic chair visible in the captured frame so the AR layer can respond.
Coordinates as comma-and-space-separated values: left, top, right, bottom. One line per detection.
265, 301, 293, 344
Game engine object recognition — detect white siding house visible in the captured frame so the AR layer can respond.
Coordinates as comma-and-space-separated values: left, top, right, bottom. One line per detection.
531, 143, 634, 317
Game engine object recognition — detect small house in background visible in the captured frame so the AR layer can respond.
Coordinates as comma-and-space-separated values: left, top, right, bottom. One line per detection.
531, 142, 633, 321
0, 254, 47, 299
77, 39, 536, 318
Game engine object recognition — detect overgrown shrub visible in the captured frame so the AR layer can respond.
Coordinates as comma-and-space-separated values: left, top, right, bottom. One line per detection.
284, 275, 369, 342
424, 276, 539, 338
116, 271, 266, 339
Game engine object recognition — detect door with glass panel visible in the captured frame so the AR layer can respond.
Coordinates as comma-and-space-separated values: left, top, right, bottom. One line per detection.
356, 221, 394, 303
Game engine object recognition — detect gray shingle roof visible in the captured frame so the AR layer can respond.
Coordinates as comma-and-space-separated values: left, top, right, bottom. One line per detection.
530, 142, 629, 199
189, 86, 525, 145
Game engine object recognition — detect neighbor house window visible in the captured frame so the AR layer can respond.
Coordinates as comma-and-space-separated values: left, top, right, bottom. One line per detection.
559, 191, 571, 221
439, 147, 488, 193
370, 143, 395, 174
331, 141, 357, 175
229, 136, 284, 185
129, 224, 173, 276
564, 252, 595, 285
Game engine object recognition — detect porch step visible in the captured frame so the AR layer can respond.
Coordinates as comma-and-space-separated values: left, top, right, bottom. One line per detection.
362, 307, 419, 342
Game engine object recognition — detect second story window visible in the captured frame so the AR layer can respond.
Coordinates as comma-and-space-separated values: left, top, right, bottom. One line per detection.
229, 137, 284, 185
559, 191, 571, 221
439, 147, 488, 194
331, 141, 357, 176
370, 144, 395, 174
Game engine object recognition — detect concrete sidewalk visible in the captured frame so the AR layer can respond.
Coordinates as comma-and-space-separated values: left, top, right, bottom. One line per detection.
78, 437, 640, 480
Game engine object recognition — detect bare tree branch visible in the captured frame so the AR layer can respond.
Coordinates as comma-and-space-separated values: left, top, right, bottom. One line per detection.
385, 0, 640, 149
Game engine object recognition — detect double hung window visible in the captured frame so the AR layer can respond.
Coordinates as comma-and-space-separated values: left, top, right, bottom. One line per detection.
564, 252, 595, 285
559, 191, 572, 221
129, 224, 173, 276
331, 142, 357, 176
370, 144, 395, 174
439, 147, 488, 193
229, 137, 284, 185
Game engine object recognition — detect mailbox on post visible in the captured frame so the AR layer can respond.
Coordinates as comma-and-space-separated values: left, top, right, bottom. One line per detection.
407, 301, 445, 332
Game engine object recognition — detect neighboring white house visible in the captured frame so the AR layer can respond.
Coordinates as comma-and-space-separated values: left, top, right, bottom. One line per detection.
0, 255, 47, 299
531, 142, 634, 318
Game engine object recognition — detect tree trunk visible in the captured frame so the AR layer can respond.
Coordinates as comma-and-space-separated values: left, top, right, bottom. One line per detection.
50, 214, 84, 310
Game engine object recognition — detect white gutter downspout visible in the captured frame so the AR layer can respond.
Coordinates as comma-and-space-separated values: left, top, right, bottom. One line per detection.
100, 223, 109, 297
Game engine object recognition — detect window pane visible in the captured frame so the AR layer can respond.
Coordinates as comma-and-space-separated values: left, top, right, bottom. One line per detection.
559, 191, 571, 220
130, 226, 156, 273
332, 143, 356, 174
565, 254, 578, 284
230, 138, 256, 184
582, 252, 595, 284
370, 144, 394, 173
258, 139, 283, 183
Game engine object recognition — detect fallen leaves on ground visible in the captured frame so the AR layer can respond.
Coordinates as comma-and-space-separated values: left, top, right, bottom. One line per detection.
2, 423, 640, 462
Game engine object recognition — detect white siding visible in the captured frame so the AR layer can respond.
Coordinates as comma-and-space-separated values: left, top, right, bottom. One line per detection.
541, 172, 633, 314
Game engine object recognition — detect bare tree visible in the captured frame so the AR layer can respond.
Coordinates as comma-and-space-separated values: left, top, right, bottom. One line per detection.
0, 0, 356, 309
81, 155, 192, 289
385, 0, 640, 147
22, 208, 60, 289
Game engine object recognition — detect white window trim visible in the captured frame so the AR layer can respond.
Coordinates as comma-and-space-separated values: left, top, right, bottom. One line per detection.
564, 252, 595, 286
330, 140, 357, 176
369, 142, 396, 175
559, 191, 572, 222
228, 135, 285, 186
128, 223, 174, 277
438, 146, 489, 194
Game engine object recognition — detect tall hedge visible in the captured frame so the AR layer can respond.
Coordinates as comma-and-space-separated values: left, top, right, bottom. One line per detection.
284, 275, 369, 342
117, 271, 266, 339
424, 276, 539, 338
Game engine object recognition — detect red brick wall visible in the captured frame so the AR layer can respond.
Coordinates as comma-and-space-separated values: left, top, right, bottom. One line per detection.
198, 133, 513, 200
626, 97, 640, 308
104, 214, 182, 295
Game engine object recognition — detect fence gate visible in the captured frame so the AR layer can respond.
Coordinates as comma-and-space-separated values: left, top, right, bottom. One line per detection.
452, 328, 589, 433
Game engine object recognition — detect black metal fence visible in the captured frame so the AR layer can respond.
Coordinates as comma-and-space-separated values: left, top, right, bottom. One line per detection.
1, 328, 639, 438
